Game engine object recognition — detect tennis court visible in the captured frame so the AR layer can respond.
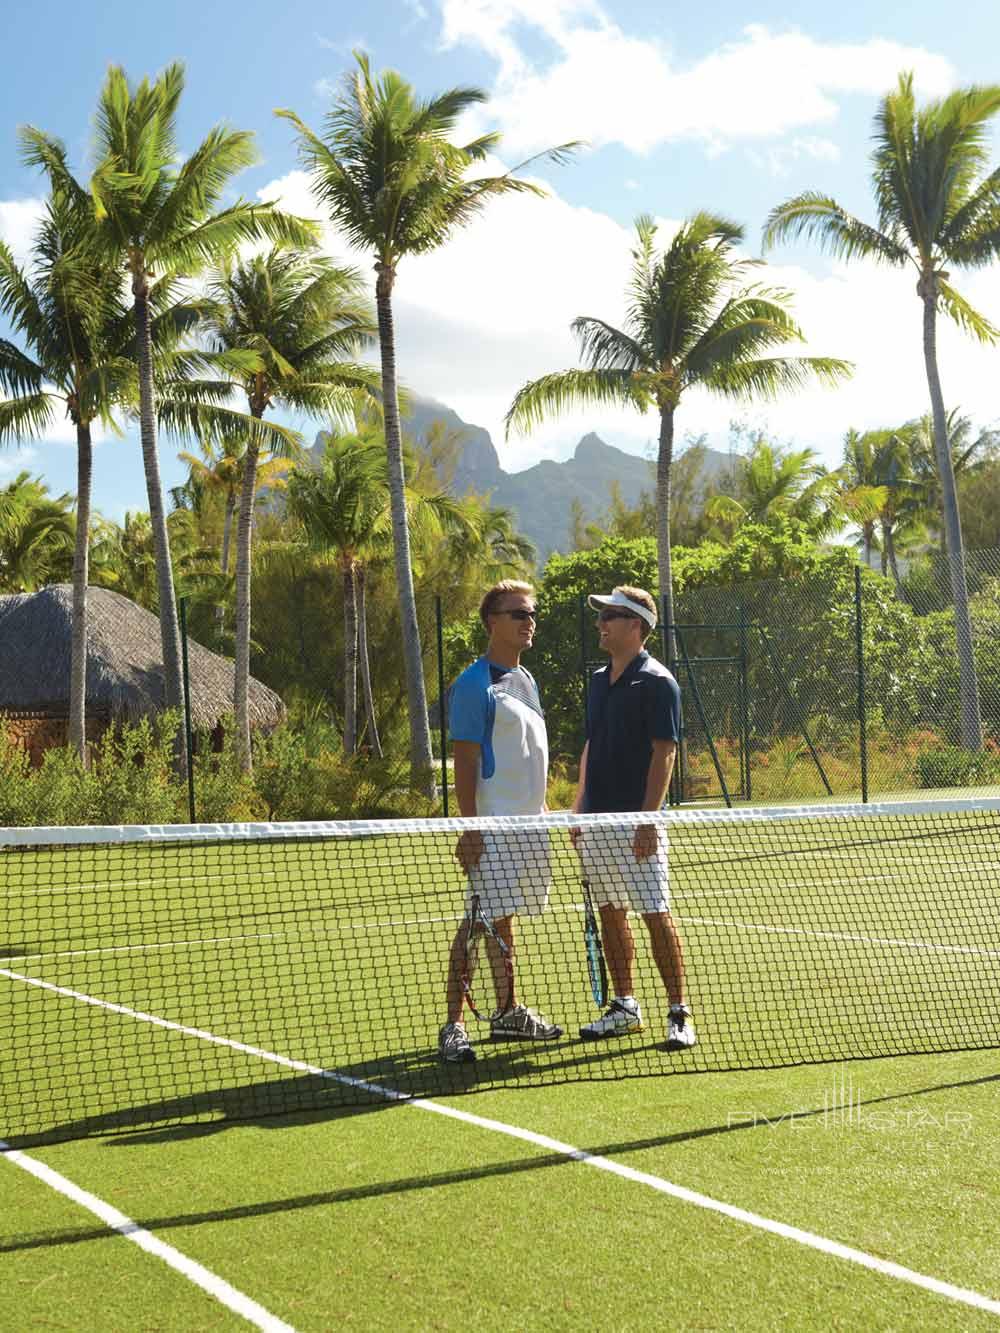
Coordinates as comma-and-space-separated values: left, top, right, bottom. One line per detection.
4, 802, 1000, 1328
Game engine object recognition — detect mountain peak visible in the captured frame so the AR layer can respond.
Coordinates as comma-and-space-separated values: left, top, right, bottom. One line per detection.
574, 431, 611, 460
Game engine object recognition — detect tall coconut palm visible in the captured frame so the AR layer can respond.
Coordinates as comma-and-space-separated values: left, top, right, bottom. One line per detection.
764, 72, 1000, 749
195, 245, 377, 770
277, 51, 576, 788
0, 190, 133, 757
506, 213, 850, 653
21, 62, 316, 728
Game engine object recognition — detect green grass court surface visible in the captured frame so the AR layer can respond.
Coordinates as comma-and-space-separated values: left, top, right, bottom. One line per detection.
3, 807, 1000, 1328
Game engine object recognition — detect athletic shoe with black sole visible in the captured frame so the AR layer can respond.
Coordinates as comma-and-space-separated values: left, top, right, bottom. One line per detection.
489, 1004, 562, 1041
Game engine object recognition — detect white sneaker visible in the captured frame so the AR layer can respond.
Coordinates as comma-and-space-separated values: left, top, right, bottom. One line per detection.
439, 1021, 476, 1063
489, 1004, 563, 1041
666, 1004, 696, 1051
579, 997, 643, 1041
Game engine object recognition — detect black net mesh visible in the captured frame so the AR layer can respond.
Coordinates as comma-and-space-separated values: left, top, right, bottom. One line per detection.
3, 802, 999, 1147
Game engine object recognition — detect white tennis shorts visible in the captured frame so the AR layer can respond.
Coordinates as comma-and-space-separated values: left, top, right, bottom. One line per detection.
467, 830, 552, 921
578, 825, 670, 914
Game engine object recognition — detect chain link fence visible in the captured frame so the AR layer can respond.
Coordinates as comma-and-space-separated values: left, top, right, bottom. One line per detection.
434, 548, 1000, 807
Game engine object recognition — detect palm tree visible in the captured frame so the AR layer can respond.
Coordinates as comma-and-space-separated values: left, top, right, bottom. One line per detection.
288, 423, 472, 756
195, 245, 377, 770
506, 213, 850, 652
764, 72, 1000, 749
0, 190, 133, 757
277, 50, 576, 789
0, 472, 74, 592
287, 433, 387, 754
705, 437, 842, 537
176, 437, 291, 648
840, 428, 889, 567
909, 409, 996, 557
21, 62, 316, 729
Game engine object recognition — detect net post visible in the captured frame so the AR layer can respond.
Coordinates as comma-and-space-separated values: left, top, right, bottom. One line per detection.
435, 594, 448, 817
854, 564, 869, 804
739, 604, 751, 803
178, 596, 196, 824
661, 595, 681, 806
578, 594, 589, 744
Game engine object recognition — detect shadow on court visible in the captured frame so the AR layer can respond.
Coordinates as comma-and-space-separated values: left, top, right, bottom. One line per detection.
5, 1068, 999, 1257
3, 1034, 683, 1151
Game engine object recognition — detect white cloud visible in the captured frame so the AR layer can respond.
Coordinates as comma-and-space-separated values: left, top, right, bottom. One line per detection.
747, 136, 841, 178
257, 167, 1000, 474
437, 5, 955, 155
0, 197, 46, 265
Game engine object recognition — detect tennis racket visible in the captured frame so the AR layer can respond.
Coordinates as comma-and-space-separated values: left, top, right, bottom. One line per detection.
461, 893, 514, 1022
581, 876, 608, 1009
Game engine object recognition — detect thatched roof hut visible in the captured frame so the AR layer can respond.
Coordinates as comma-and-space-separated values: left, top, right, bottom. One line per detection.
0, 585, 284, 731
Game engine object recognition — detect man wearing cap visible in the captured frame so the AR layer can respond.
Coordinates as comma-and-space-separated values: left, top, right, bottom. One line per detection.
571, 584, 695, 1051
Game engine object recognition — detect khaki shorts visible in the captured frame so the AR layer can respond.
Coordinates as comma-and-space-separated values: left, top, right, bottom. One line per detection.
578, 825, 670, 914
467, 830, 552, 921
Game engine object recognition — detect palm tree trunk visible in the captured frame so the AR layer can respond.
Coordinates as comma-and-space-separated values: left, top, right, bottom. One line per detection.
885, 524, 903, 592
879, 521, 888, 577
216, 491, 235, 648
921, 286, 983, 750
343, 559, 358, 754
133, 279, 185, 735
656, 403, 677, 663
375, 263, 434, 793
356, 563, 383, 759
233, 434, 259, 773
68, 421, 92, 763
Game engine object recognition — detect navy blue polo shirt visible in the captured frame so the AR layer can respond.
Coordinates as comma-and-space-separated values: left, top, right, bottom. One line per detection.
583, 651, 681, 813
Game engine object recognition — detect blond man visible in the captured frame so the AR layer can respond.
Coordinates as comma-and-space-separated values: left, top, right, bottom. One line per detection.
439, 580, 562, 1063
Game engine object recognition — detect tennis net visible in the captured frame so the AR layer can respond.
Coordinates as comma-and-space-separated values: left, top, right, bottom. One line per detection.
2, 799, 999, 1146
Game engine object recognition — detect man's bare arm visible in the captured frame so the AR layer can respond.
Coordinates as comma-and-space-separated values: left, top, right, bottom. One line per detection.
453, 741, 484, 872
634, 739, 677, 861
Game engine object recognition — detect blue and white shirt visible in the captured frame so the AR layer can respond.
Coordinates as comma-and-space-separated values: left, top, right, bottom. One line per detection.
448, 657, 548, 815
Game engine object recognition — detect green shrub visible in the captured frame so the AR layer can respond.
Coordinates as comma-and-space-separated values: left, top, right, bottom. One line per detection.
914, 744, 1000, 789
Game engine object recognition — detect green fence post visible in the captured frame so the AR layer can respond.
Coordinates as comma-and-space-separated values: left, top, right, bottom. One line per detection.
854, 564, 869, 804
178, 596, 196, 824
435, 595, 448, 816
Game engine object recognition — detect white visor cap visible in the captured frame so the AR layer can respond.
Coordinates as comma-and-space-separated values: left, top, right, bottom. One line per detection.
587, 590, 657, 629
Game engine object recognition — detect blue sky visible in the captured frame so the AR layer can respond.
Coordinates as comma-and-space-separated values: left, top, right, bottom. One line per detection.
2, 0, 1000, 519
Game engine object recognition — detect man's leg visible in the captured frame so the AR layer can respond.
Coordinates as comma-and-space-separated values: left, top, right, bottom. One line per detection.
484, 914, 516, 1012
440, 917, 477, 1063
445, 916, 472, 1024
642, 911, 686, 1007
600, 904, 636, 999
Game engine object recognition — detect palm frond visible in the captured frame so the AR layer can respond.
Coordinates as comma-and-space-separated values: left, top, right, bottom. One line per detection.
505, 368, 649, 437
704, 355, 853, 402
937, 280, 1000, 343
0, 392, 59, 444
763, 193, 910, 265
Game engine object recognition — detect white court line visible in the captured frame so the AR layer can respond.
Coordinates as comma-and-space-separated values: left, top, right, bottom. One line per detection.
3, 967, 1000, 1320
1, 1142, 296, 1332
4, 895, 996, 969
675, 914, 1000, 959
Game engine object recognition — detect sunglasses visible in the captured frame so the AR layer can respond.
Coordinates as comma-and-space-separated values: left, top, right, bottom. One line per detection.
597, 609, 640, 623
496, 608, 538, 622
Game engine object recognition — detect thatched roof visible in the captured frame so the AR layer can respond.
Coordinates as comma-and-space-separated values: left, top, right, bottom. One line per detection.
0, 585, 284, 730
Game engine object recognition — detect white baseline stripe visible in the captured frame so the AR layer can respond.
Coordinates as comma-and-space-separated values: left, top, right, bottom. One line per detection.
0, 1144, 296, 1333
4, 969, 1000, 1318
675, 915, 1000, 959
